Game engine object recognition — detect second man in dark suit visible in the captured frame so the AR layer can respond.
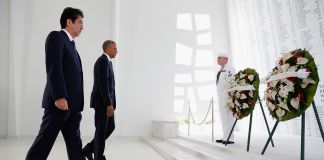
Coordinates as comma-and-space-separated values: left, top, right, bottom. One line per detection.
83, 40, 117, 160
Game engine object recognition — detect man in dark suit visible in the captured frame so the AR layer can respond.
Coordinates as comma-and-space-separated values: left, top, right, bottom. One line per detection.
82, 40, 117, 160
25, 7, 85, 160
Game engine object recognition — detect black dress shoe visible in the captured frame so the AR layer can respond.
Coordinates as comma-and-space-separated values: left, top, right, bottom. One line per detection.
222, 140, 234, 144
215, 139, 223, 143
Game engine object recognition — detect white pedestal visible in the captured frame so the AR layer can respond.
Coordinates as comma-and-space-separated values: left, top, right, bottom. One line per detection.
153, 121, 179, 138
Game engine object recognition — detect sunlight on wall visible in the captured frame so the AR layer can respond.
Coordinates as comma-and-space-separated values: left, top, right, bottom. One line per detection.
194, 50, 214, 67
174, 13, 215, 116
176, 13, 193, 30
195, 14, 211, 31
197, 33, 212, 45
175, 43, 193, 66
174, 87, 185, 96
174, 99, 185, 113
174, 73, 193, 83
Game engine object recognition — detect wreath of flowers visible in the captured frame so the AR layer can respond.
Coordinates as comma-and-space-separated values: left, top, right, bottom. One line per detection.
227, 68, 260, 119
264, 49, 319, 121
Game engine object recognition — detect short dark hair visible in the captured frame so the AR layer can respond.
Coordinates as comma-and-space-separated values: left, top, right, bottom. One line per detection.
102, 40, 116, 51
60, 7, 84, 29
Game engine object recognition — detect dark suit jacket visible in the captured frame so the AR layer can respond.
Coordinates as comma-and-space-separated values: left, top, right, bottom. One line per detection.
90, 54, 116, 110
42, 30, 84, 111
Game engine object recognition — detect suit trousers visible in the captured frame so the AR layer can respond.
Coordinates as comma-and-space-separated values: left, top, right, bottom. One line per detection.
83, 109, 115, 160
26, 107, 84, 160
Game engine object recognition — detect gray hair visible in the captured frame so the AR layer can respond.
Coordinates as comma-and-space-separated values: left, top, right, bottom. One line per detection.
102, 40, 116, 51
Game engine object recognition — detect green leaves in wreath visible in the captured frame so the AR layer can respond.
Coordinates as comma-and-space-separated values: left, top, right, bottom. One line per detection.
264, 49, 319, 121
227, 68, 260, 119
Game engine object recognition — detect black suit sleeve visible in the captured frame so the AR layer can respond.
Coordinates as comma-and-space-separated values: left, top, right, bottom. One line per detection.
96, 59, 112, 108
45, 31, 68, 100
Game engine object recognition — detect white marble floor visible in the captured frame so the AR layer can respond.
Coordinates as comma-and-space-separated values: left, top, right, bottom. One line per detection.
1, 133, 323, 160
0, 136, 165, 160
186, 131, 324, 160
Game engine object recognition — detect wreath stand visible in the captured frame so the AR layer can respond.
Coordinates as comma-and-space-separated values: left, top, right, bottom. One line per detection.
224, 96, 275, 152
261, 101, 324, 160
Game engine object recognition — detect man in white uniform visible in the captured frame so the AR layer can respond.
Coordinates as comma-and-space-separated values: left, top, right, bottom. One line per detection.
215, 53, 236, 144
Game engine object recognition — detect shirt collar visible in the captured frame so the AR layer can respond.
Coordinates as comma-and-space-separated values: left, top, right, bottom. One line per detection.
62, 29, 73, 41
219, 64, 227, 71
103, 53, 111, 61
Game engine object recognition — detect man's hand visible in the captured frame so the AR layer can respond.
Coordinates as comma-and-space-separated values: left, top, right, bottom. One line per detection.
106, 105, 114, 117
55, 98, 68, 110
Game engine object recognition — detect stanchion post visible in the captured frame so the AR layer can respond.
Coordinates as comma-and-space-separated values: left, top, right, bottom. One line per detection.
212, 97, 214, 142
188, 100, 190, 137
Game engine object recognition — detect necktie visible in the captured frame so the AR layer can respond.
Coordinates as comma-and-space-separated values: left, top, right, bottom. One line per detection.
108, 61, 113, 69
216, 70, 221, 85
70, 40, 81, 68
71, 40, 77, 52
109, 61, 115, 74
108, 60, 115, 82
216, 68, 224, 85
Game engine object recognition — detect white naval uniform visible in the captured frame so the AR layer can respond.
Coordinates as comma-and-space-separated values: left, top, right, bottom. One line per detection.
216, 64, 236, 141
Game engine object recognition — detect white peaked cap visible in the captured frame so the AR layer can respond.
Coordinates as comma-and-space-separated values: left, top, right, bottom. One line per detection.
217, 53, 229, 57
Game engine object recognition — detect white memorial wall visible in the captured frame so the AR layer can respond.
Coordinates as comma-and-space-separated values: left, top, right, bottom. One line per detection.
227, 0, 324, 136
